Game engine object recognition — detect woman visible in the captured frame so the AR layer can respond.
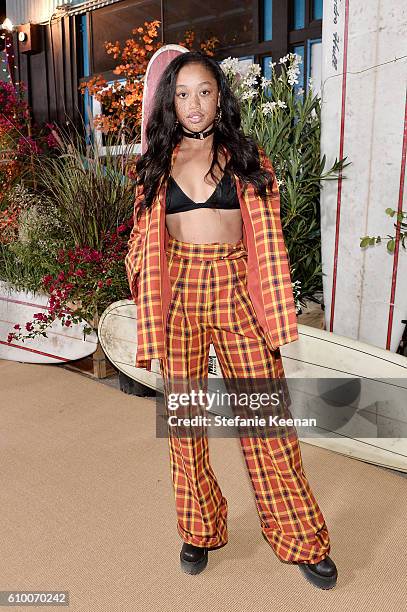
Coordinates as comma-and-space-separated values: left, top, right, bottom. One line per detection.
125, 51, 337, 589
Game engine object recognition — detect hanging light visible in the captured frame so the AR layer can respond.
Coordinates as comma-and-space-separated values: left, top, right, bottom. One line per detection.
1, 18, 14, 32
0, 18, 14, 49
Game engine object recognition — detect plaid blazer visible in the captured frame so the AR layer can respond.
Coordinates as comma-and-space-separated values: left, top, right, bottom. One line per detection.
125, 142, 298, 371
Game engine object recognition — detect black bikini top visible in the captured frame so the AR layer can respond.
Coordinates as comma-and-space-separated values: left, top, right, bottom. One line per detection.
166, 172, 240, 215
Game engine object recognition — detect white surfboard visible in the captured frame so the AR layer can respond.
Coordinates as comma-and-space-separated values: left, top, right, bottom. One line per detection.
141, 44, 189, 154
98, 299, 407, 471
0, 280, 98, 364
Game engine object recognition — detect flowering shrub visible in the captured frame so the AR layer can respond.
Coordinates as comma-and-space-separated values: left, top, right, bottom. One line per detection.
0, 81, 30, 133
6, 222, 133, 345
0, 78, 62, 230
0, 82, 29, 203
79, 20, 218, 138
1, 120, 137, 346
0, 202, 21, 244
220, 53, 348, 302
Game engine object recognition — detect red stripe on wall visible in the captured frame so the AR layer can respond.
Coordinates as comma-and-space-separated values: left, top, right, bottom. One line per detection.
329, 0, 350, 332
386, 87, 407, 349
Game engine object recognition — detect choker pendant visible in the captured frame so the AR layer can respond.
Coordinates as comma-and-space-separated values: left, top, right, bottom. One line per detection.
181, 125, 215, 140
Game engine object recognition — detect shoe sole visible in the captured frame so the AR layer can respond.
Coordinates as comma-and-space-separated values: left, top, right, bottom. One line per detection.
180, 549, 208, 575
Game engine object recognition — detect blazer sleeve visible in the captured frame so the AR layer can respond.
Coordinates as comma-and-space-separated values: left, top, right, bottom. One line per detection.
258, 146, 292, 269
258, 146, 281, 215
257, 146, 299, 348
124, 183, 150, 303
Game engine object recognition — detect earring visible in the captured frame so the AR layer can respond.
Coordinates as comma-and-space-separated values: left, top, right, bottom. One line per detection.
174, 119, 179, 128
215, 106, 222, 125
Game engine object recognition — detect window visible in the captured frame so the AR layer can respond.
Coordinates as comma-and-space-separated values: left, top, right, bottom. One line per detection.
77, 0, 323, 149
261, 55, 273, 81
312, 0, 323, 21
291, 0, 323, 30
292, 0, 305, 30
262, 0, 273, 42
235, 55, 255, 75
307, 38, 322, 97
163, 0, 254, 50
92, 0, 161, 74
290, 38, 322, 97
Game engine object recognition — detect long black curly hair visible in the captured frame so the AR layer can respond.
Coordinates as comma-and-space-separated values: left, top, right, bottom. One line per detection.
135, 50, 273, 219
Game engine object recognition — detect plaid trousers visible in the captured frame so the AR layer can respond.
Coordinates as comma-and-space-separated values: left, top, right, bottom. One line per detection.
159, 235, 331, 564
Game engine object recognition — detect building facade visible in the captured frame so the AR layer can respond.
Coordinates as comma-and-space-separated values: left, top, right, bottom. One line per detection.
4, 0, 323, 126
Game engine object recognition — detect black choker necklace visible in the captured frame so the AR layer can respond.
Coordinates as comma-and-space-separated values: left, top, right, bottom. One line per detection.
181, 125, 215, 140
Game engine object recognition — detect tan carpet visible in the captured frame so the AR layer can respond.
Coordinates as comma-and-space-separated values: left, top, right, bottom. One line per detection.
1, 359, 406, 612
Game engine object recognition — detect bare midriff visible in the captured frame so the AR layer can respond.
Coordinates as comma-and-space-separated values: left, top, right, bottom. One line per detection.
165, 208, 243, 244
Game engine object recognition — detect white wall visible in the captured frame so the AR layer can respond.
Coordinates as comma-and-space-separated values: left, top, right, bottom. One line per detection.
320, 0, 407, 352
5, 0, 122, 25
5, 1, 70, 25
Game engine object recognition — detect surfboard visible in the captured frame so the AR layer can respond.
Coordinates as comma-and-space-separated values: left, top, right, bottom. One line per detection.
98, 299, 407, 472
0, 280, 98, 364
141, 44, 189, 154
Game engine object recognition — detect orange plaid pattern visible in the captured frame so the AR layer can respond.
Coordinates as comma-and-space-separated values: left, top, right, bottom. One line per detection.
160, 235, 330, 563
124, 143, 299, 371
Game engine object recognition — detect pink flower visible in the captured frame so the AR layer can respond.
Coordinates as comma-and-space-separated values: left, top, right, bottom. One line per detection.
106, 278, 112, 286
25, 322, 33, 331
97, 280, 103, 288
42, 274, 53, 285
64, 319, 72, 327
14, 323, 21, 330
17, 136, 42, 155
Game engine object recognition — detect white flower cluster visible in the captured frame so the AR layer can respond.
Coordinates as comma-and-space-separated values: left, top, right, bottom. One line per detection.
239, 64, 261, 102
241, 89, 257, 101
261, 99, 287, 116
220, 58, 265, 102
279, 52, 302, 87
220, 57, 240, 77
246, 63, 262, 77
261, 101, 276, 115
261, 76, 272, 89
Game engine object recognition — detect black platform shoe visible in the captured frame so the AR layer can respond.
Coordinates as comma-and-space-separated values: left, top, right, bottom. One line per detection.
262, 531, 337, 589
180, 542, 208, 575
298, 555, 338, 590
